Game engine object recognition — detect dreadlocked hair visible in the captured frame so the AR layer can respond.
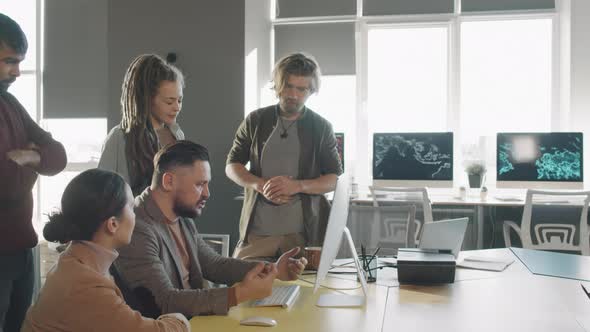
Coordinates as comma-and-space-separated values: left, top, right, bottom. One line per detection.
119, 54, 184, 195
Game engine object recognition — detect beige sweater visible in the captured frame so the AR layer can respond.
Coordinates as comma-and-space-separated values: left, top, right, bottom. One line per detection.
21, 241, 189, 332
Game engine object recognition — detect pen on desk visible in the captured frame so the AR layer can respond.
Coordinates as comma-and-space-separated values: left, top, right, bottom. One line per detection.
368, 247, 380, 267
367, 247, 380, 279
361, 245, 366, 270
581, 283, 590, 299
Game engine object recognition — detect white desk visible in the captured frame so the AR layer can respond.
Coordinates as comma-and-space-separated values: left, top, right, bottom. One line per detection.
190, 248, 590, 332
384, 276, 588, 332
383, 249, 590, 331
190, 278, 389, 332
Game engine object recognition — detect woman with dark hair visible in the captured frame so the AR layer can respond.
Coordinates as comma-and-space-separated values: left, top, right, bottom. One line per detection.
21, 169, 190, 332
98, 54, 185, 195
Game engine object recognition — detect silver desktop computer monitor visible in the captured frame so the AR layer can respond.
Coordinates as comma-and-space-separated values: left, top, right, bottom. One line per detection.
496, 132, 583, 189
335, 132, 344, 172
372, 132, 454, 188
314, 175, 368, 307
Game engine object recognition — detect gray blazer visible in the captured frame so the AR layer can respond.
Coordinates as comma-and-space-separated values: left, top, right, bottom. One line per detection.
114, 188, 257, 317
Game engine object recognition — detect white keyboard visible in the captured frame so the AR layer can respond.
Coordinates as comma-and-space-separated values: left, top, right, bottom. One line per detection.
252, 285, 300, 308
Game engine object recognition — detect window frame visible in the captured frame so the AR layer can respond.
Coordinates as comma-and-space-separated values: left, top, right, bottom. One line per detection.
264, 1, 564, 187
359, 19, 453, 185
35, 0, 43, 229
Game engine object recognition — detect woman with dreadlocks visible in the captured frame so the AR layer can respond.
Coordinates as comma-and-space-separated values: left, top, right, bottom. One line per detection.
98, 54, 185, 195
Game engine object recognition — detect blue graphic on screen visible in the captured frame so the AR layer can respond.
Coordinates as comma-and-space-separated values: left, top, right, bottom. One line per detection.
497, 133, 583, 182
373, 133, 453, 180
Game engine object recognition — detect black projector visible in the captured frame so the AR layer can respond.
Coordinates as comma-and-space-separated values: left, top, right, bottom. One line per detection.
397, 248, 457, 284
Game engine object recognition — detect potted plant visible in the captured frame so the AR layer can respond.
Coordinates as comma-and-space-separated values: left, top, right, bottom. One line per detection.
465, 161, 486, 188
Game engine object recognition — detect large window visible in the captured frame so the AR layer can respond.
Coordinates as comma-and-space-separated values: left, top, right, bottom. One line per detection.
260, 2, 559, 186
264, 12, 568, 185
306, 75, 356, 135
367, 25, 448, 134
305, 75, 356, 170
38, 119, 106, 235
460, 18, 553, 141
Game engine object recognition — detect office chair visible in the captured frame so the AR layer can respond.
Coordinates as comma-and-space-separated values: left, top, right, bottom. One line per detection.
503, 189, 590, 255
199, 233, 231, 288
368, 186, 433, 247
349, 204, 417, 255
199, 233, 230, 257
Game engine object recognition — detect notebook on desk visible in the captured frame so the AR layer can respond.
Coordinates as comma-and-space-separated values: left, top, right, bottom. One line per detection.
457, 255, 514, 272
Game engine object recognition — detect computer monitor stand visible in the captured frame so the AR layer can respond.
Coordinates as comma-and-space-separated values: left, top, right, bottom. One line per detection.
316, 227, 369, 307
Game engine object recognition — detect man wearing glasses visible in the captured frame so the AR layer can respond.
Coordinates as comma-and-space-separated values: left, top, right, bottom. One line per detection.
226, 53, 342, 261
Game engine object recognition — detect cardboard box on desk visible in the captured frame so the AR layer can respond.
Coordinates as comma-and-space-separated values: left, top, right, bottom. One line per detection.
397, 248, 456, 284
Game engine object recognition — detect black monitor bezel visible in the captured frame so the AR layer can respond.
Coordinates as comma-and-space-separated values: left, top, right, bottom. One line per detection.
372, 132, 454, 181
496, 132, 584, 183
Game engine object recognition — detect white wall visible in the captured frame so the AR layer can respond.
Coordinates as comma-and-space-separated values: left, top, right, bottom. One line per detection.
44, 0, 247, 248
569, 0, 590, 182
245, 0, 272, 113
107, 0, 246, 247
44, 0, 108, 118
569, 0, 590, 128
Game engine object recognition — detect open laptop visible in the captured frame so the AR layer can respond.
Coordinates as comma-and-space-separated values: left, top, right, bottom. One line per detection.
417, 217, 469, 258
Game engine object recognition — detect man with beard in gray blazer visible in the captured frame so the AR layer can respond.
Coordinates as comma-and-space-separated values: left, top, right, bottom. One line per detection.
114, 141, 307, 318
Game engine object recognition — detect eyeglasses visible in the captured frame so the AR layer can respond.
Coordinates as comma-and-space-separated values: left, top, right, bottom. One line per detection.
284, 83, 311, 95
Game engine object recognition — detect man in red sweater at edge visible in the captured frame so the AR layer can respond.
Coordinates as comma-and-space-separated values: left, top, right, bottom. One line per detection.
0, 13, 67, 332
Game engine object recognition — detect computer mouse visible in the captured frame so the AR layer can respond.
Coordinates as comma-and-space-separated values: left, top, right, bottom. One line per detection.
239, 316, 277, 327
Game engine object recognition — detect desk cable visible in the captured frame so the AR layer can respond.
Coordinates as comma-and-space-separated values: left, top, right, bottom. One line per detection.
298, 258, 398, 291
331, 256, 398, 270
299, 263, 368, 291
297, 275, 362, 291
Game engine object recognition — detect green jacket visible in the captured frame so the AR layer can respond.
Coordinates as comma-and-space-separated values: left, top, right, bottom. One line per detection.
226, 105, 343, 245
